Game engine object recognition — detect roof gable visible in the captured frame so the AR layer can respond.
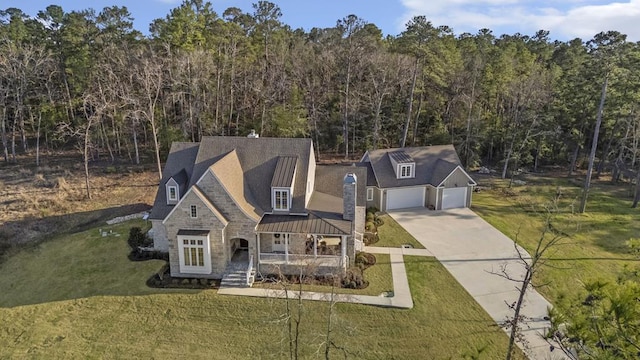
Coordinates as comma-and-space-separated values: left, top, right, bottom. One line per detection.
162, 184, 228, 226
203, 150, 262, 221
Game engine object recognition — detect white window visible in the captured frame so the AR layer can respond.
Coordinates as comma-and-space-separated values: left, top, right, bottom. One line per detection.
168, 186, 178, 201
178, 235, 211, 274
190, 205, 197, 218
399, 164, 413, 179
274, 189, 290, 211
367, 188, 374, 201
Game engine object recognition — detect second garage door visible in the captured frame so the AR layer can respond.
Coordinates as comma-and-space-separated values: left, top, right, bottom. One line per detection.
442, 187, 467, 209
386, 187, 424, 210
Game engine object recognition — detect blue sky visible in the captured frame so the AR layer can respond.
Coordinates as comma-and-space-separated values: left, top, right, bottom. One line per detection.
11, 0, 640, 41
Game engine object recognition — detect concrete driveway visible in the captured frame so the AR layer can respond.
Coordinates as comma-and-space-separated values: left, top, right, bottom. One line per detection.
390, 207, 562, 360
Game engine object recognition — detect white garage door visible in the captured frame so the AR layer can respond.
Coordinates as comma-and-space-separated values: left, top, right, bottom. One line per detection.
386, 187, 424, 210
442, 187, 467, 210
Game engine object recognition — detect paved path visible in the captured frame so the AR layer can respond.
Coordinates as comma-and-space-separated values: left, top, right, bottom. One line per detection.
390, 207, 562, 360
218, 247, 414, 309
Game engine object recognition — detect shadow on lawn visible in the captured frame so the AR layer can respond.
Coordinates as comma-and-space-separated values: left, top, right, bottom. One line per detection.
0, 203, 151, 258
0, 204, 207, 308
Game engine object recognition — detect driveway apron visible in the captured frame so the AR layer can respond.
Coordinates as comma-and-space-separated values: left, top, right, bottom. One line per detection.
390, 207, 563, 360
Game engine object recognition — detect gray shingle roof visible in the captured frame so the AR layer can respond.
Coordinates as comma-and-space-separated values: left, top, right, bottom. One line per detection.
189, 137, 313, 213
271, 156, 298, 188
313, 165, 367, 207
362, 145, 467, 188
149, 142, 200, 220
430, 159, 459, 186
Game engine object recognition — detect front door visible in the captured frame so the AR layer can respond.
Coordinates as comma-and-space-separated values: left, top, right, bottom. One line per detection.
272, 234, 289, 252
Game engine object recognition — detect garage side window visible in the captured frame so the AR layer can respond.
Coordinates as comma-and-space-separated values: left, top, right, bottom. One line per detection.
366, 188, 374, 201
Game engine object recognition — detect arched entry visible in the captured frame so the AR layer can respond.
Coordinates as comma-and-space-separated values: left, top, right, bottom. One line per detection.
230, 238, 249, 263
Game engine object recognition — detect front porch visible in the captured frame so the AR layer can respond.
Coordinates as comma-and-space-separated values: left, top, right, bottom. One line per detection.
257, 233, 348, 276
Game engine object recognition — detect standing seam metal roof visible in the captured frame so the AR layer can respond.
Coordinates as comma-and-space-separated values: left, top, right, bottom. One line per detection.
271, 156, 298, 188
389, 150, 414, 163
257, 213, 351, 235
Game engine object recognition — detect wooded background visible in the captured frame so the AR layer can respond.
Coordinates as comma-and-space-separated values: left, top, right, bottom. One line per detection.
1, 1, 639, 183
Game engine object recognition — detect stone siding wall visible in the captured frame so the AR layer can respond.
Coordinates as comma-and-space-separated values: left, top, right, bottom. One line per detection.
151, 220, 169, 252
197, 171, 258, 261
164, 190, 227, 279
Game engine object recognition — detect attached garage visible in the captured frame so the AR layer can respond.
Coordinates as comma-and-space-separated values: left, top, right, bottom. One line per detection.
386, 187, 424, 210
442, 187, 467, 210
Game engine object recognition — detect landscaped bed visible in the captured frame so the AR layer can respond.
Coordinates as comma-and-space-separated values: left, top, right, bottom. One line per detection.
253, 252, 394, 296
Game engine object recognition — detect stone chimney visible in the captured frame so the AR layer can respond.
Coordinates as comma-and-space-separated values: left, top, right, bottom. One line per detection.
247, 129, 259, 138
343, 173, 357, 221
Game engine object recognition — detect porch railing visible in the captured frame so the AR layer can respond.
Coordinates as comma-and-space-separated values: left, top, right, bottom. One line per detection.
259, 253, 341, 267
245, 254, 254, 286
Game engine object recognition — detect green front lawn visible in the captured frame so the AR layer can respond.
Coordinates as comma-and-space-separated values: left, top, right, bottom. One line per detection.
0, 219, 522, 359
472, 175, 640, 302
374, 215, 425, 248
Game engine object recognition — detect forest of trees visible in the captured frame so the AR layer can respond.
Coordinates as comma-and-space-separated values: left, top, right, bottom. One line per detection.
2, 0, 640, 186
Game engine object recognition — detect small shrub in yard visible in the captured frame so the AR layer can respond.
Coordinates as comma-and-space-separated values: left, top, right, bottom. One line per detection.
374, 217, 384, 227
363, 233, 379, 246
365, 221, 377, 232
341, 267, 368, 289
366, 212, 375, 222
355, 252, 376, 270
128, 227, 152, 249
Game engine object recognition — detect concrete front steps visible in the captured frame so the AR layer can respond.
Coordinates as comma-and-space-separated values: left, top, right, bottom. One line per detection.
220, 264, 255, 288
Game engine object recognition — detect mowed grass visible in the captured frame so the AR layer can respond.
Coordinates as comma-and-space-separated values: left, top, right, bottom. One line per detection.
0, 219, 521, 359
472, 175, 640, 302
375, 215, 425, 249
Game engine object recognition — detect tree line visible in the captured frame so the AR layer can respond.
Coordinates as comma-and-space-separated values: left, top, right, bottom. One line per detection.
2, 1, 640, 192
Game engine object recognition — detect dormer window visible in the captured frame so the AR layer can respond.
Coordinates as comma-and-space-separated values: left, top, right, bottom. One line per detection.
271, 156, 296, 212
273, 189, 290, 211
399, 164, 414, 179
168, 186, 178, 201
165, 169, 188, 205
389, 150, 415, 179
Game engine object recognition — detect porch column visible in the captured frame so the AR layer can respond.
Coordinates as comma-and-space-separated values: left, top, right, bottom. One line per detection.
313, 235, 317, 258
284, 234, 289, 264
256, 233, 261, 264
341, 235, 347, 268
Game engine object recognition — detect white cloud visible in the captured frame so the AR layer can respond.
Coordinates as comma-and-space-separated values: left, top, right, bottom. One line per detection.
399, 0, 640, 41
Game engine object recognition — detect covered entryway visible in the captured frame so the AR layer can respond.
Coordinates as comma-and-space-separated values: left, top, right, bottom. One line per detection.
386, 187, 424, 210
442, 187, 466, 209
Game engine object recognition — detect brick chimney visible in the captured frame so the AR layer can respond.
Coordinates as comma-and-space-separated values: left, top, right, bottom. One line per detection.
343, 173, 357, 221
